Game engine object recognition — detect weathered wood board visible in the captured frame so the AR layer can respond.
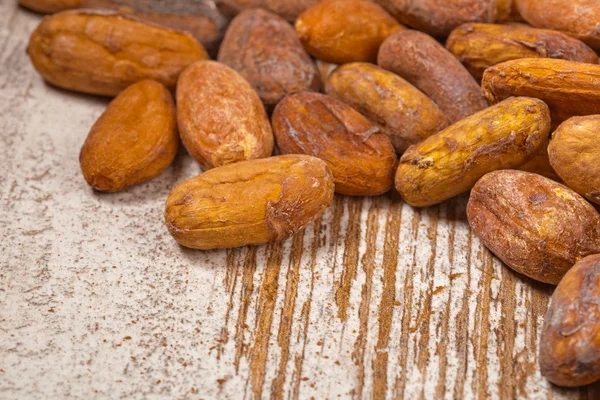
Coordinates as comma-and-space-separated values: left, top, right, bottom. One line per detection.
1, 3, 599, 399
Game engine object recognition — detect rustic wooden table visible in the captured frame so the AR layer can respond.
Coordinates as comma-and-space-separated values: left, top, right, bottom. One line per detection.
1, 3, 599, 399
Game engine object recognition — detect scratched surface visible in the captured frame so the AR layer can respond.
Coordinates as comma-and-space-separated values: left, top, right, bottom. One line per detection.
1, 3, 599, 400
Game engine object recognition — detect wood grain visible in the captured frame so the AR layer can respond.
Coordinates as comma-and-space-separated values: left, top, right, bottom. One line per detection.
1, 2, 600, 399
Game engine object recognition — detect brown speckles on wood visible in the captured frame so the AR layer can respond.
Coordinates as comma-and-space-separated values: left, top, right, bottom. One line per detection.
248, 241, 283, 398
234, 247, 258, 372
334, 197, 363, 321
270, 231, 304, 399
351, 198, 381, 399
216, 248, 242, 360
434, 200, 461, 399
393, 210, 421, 398
288, 215, 323, 400
472, 248, 494, 399
416, 207, 439, 395
372, 200, 402, 399
498, 263, 518, 399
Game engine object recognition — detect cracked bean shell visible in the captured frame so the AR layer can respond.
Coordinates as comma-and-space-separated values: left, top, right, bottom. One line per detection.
378, 29, 488, 124
217, 8, 320, 111
26, 9, 209, 96
395, 97, 551, 207
325, 62, 449, 153
295, 0, 403, 64
549, 115, 600, 205
467, 170, 600, 284
447, 23, 598, 80
272, 92, 397, 196
482, 58, 600, 124
176, 61, 274, 170
164, 155, 334, 250
539, 254, 600, 387
79, 80, 178, 192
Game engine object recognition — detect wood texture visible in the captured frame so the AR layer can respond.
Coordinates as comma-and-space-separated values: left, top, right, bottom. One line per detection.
1, 3, 600, 399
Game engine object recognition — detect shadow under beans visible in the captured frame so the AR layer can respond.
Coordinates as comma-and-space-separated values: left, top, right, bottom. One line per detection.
17, 3, 46, 16
87, 148, 202, 206
493, 253, 556, 301
176, 239, 275, 272
442, 193, 470, 223
177, 245, 231, 269
387, 182, 470, 222
382, 188, 403, 203
548, 378, 600, 398
40, 80, 113, 108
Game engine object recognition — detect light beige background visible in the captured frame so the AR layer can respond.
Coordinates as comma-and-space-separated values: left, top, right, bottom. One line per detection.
1, 2, 599, 399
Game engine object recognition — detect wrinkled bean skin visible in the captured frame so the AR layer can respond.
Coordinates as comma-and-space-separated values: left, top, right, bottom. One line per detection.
217, 0, 322, 22
447, 23, 598, 80
295, 0, 403, 64
218, 8, 320, 110
549, 115, 600, 205
272, 92, 397, 196
20, 0, 228, 55
325, 62, 449, 153
539, 254, 600, 387
27, 10, 209, 96
374, 0, 499, 37
516, 0, 600, 50
468, 170, 600, 284
396, 97, 550, 207
176, 61, 274, 170
378, 30, 488, 124
164, 155, 334, 250
483, 58, 600, 124
80, 80, 178, 192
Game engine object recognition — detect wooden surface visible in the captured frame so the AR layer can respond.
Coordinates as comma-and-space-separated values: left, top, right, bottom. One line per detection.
1, 3, 599, 399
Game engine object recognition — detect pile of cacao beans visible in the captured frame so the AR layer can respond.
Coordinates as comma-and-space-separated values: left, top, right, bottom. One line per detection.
20, 0, 600, 388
